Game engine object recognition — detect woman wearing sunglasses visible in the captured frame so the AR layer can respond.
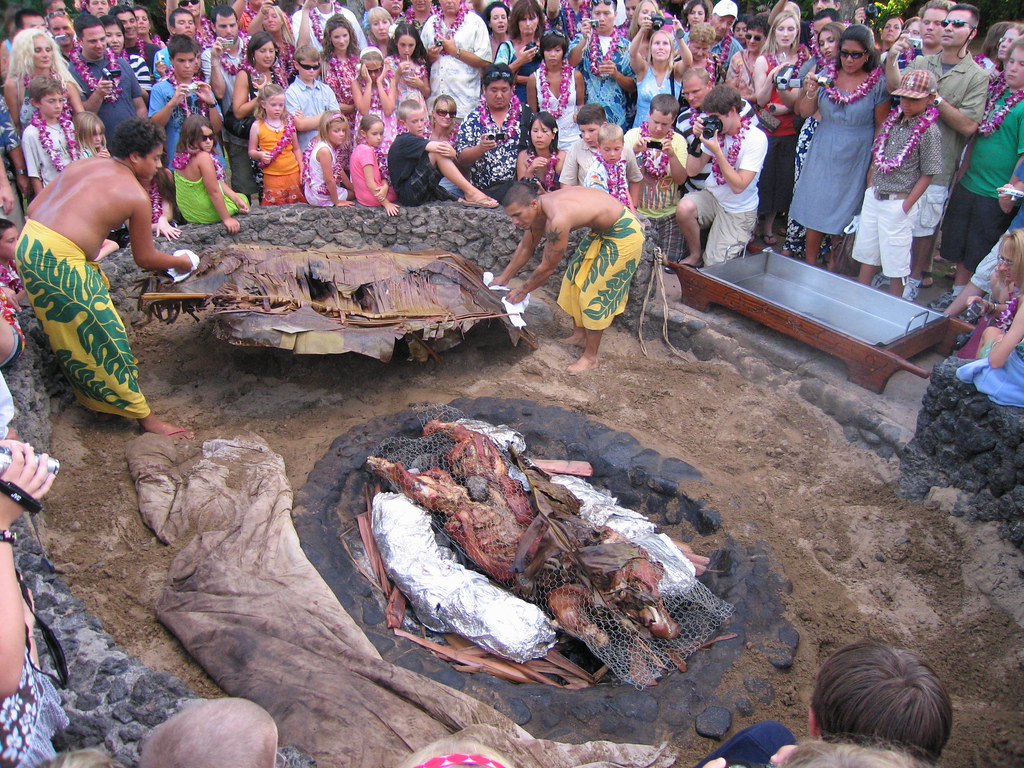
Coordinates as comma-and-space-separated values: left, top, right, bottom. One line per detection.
790, 23, 889, 270
725, 14, 766, 101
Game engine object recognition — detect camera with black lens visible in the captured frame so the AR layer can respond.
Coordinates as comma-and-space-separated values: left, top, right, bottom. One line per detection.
650, 13, 665, 30
702, 115, 723, 139
775, 63, 801, 91
864, 2, 879, 19
101, 66, 121, 79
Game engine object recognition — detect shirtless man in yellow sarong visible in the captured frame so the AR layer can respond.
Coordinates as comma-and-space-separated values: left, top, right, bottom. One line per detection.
496, 183, 645, 373
17, 118, 195, 437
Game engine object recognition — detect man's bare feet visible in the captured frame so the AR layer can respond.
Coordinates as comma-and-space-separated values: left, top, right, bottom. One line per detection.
558, 331, 586, 348
139, 414, 194, 439
566, 355, 599, 374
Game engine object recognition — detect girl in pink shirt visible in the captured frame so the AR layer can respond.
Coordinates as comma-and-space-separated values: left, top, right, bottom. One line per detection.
351, 115, 399, 214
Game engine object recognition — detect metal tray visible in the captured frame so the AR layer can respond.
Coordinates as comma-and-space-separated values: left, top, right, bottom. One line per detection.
671, 250, 971, 393
702, 250, 945, 347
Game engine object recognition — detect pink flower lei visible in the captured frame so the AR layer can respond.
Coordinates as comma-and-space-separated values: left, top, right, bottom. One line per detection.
23, 76, 75, 124
433, 1, 469, 44
476, 92, 523, 142
561, 0, 591, 39
405, 2, 439, 24
601, 158, 630, 206
31, 107, 79, 173
259, 114, 297, 168
171, 150, 226, 179
311, 2, 346, 46
821, 65, 883, 105
526, 150, 558, 190
988, 70, 1007, 100
711, 114, 752, 186
587, 24, 624, 77
165, 72, 210, 118
70, 47, 123, 103
302, 140, 348, 195
325, 54, 359, 105
537, 61, 572, 118
978, 87, 1024, 137
766, 45, 809, 75
374, 144, 391, 182
870, 105, 939, 174
638, 120, 670, 180
196, 15, 217, 47
149, 180, 164, 224
218, 34, 250, 77
997, 293, 1020, 331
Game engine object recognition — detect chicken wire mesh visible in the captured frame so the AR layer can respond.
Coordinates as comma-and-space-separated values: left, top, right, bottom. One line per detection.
367, 405, 733, 687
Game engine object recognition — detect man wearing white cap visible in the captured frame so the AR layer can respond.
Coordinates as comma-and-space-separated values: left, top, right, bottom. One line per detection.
709, 0, 742, 62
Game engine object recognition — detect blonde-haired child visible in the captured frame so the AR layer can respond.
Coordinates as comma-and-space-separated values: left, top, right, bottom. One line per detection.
303, 112, 355, 207
351, 115, 398, 215
584, 122, 638, 211
353, 47, 397, 150
174, 114, 251, 232
248, 83, 305, 205
72, 112, 109, 158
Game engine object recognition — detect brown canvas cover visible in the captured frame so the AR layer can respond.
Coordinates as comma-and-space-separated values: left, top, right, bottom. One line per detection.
139, 246, 527, 359
126, 434, 677, 768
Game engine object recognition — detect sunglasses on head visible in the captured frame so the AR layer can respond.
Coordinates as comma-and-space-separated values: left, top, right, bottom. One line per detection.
839, 49, 865, 58
435, 108, 457, 117
296, 60, 320, 69
940, 18, 974, 28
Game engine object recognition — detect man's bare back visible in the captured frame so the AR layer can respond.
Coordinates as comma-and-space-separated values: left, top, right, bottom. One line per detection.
28, 157, 150, 258
535, 187, 628, 235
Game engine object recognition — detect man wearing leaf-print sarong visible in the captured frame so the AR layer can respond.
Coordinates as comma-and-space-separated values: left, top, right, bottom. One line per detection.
16, 119, 196, 438
496, 183, 645, 373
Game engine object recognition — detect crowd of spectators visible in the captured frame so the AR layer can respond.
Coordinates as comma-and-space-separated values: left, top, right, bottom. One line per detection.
0, 0, 1020, 306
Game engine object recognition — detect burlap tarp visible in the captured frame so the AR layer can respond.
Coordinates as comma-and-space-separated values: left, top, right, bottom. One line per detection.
126, 434, 678, 768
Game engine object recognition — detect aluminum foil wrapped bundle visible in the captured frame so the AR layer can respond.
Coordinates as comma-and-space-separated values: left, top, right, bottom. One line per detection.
550, 475, 698, 594
371, 492, 557, 662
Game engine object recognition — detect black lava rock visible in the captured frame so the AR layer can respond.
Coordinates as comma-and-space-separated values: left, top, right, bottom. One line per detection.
695, 706, 733, 739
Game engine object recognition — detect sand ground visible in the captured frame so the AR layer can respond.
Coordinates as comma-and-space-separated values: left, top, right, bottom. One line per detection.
35, 286, 1024, 768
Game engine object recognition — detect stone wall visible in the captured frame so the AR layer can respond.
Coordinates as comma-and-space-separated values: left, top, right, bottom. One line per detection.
899, 357, 1024, 553
165, 202, 657, 327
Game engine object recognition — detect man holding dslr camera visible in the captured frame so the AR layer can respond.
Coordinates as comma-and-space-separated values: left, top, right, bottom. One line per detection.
69, 14, 147, 135
673, 84, 767, 267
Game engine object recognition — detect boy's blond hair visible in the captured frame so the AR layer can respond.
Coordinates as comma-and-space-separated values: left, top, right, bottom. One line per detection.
597, 123, 623, 145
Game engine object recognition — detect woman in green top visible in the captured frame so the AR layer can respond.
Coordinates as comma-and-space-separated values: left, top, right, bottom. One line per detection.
172, 116, 250, 233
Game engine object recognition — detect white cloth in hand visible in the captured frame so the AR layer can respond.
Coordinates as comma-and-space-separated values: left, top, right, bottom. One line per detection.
167, 249, 200, 283
501, 294, 529, 328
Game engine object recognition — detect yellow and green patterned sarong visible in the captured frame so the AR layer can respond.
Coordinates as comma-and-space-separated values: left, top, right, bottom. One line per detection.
557, 209, 644, 331
16, 220, 150, 419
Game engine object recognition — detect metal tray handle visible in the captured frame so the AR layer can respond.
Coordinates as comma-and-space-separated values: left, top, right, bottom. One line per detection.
904, 309, 929, 336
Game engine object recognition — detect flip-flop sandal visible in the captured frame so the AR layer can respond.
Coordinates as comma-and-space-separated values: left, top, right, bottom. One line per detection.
762, 233, 779, 245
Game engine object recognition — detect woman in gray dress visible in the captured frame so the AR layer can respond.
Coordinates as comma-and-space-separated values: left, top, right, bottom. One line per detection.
790, 24, 890, 270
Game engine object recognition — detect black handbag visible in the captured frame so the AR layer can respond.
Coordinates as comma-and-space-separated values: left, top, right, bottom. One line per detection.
223, 107, 255, 140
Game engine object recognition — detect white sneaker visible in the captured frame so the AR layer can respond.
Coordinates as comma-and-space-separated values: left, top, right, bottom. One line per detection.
902, 278, 921, 302
871, 273, 891, 290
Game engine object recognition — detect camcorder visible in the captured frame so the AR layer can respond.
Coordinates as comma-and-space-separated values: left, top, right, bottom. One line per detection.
487, 132, 507, 142
998, 186, 1024, 199
101, 66, 121, 79
775, 64, 833, 91
650, 13, 665, 30
0, 447, 60, 477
